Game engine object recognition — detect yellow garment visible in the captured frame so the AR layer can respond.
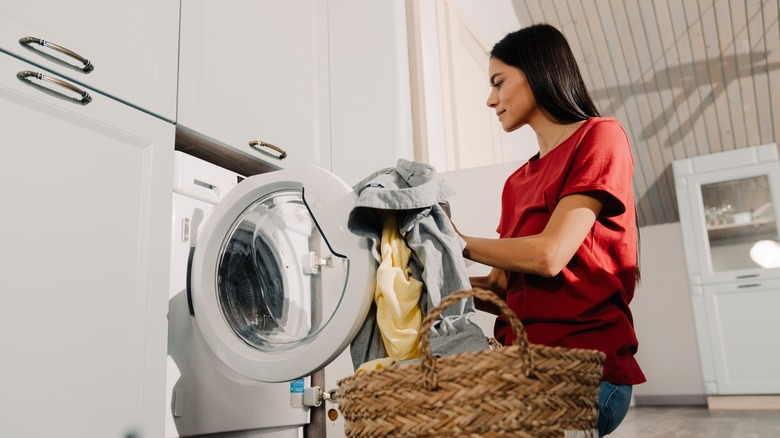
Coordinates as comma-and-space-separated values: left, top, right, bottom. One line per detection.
374, 212, 424, 362
355, 357, 395, 376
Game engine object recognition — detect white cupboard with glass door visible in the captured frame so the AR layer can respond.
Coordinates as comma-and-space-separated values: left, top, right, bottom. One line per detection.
674, 143, 780, 395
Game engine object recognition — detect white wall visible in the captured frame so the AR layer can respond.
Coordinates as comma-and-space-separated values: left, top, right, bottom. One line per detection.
453, 0, 523, 43
419, 0, 538, 172
441, 161, 523, 335
452, 0, 539, 164
632, 222, 706, 403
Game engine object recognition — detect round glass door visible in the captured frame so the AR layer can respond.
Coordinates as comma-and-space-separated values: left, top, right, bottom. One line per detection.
218, 189, 335, 351
189, 166, 373, 382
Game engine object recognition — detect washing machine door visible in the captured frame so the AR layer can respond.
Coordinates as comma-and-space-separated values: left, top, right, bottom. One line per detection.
189, 165, 373, 383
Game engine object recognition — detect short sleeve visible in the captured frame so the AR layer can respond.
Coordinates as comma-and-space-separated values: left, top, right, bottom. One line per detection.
560, 121, 633, 217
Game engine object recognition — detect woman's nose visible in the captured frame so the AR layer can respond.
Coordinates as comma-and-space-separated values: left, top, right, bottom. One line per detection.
486, 89, 497, 108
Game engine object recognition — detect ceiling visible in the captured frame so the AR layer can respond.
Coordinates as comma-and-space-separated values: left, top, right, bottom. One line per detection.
511, 0, 780, 227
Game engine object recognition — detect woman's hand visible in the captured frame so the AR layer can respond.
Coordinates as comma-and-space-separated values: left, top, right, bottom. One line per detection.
469, 268, 507, 315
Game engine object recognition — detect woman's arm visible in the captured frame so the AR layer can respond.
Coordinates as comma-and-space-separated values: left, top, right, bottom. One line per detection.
463, 192, 606, 277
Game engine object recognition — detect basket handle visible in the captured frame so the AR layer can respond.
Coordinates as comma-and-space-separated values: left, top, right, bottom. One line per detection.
418, 288, 534, 391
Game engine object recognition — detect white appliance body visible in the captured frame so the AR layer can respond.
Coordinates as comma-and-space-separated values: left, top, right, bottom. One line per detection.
167, 152, 372, 437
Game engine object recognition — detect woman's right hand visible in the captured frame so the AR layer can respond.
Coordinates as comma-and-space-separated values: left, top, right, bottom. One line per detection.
469, 268, 507, 314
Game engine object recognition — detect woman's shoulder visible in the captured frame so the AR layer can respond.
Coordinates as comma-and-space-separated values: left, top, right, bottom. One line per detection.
582, 117, 623, 131
579, 117, 629, 142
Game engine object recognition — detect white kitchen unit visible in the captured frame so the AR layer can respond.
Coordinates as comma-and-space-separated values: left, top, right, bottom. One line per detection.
177, 0, 414, 183
673, 143, 780, 395
0, 49, 173, 438
0, 0, 180, 121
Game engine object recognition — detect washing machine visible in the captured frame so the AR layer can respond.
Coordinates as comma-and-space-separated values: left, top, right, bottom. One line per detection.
167, 151, 372, 437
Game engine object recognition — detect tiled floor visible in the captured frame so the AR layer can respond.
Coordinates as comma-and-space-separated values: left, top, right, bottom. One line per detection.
609, 406, 780, 437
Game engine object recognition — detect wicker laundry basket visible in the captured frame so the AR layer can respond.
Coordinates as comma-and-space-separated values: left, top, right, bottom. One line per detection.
336, 288, 606, 437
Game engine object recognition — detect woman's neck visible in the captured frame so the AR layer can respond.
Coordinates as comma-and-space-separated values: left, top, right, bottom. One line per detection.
534, 119, 587, 157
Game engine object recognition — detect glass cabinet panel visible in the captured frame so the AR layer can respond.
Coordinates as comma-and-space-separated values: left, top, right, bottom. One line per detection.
701, 175, 777, 272
674, 143, 780, 284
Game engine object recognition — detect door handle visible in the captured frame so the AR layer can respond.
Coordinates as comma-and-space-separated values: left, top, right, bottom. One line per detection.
19, 37, 94, 73
16, 70, 92, 105
249, 140, 288, 160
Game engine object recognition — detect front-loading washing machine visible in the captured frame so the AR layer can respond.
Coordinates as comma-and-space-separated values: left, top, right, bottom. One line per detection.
167, 151, 372, 437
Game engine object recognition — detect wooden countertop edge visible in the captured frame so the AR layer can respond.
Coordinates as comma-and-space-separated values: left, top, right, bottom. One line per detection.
175, 126, 278, 177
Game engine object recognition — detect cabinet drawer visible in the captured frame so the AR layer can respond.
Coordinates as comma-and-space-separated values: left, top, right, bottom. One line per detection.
0, 0, 180, 121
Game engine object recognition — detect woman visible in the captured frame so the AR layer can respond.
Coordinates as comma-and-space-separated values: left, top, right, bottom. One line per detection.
459, 24, 646, 436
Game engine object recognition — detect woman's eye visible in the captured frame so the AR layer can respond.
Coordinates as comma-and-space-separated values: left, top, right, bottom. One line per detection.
494, 81, 503, 89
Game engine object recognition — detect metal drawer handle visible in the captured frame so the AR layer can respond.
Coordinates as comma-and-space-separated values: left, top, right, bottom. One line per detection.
249, 140, 288, 160
737, 283, 761, 288
17, 70, 92, 105
19, 37, 94, 73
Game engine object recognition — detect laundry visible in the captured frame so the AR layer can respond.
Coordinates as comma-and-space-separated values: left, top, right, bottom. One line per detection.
354, 357, 396, 376
373, 211, 424, 361
348, 159, 489, 370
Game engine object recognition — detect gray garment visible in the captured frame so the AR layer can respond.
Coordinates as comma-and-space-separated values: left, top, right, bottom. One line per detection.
347, 159, 488, 369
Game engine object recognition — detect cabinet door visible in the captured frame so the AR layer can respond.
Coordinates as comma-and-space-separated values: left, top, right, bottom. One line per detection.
0, 0, 180, 121
328, 0, 414, 185
0, 53, 172, 438
701, 280, 780, 394
178, 0, 331, 170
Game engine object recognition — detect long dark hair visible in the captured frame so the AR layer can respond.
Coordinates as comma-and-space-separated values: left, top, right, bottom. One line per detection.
490, 23, 599, 124
492, 23, 641, 282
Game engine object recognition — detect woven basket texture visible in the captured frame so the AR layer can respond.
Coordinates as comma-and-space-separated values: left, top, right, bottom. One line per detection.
337, 289, 606, 437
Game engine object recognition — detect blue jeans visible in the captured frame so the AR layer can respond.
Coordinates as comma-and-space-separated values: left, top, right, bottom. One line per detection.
598, 381, 632, 436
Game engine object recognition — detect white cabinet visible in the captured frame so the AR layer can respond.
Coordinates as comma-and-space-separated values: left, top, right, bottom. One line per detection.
674, 143, 780, 395
177, 0, 414, 181
178, 0, 331, 170
0, 53, 172, 437
0, 0, 180, 121
694, 279, 780, 394
675, 144, 780, 284
327, 0, 414, 185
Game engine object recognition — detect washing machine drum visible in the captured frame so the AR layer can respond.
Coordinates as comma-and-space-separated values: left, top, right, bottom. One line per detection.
188, 166, 373, 383
218, 222, 287, 348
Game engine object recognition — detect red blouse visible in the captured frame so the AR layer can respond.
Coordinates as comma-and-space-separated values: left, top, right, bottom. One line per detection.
494, 117, 646, 385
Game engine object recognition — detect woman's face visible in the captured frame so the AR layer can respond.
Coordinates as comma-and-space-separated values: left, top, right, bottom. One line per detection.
486, 57, 539, 132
